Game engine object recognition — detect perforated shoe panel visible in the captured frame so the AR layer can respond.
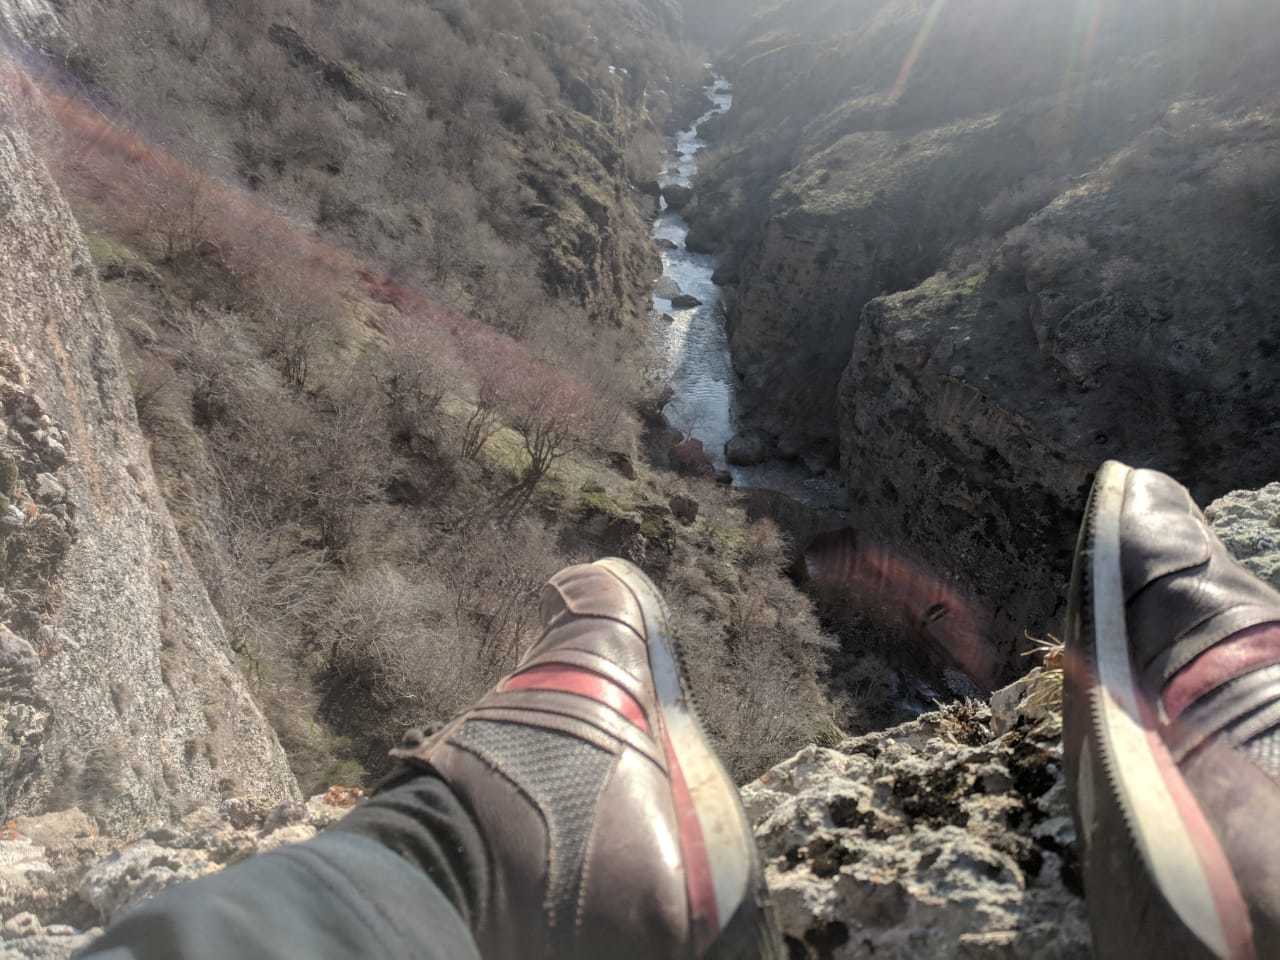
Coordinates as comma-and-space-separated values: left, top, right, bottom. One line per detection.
1243, 726, 1280, 782
451, 719, 614, 938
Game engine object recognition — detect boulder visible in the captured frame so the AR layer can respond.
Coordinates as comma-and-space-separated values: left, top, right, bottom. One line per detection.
671, 437, 715, 478
32, 473, 64, 503
725, 432, 770, 466
653, 276, 682, 300
1205, 483, 1280, 591
79, 842, 220, 924
661, 184, 694, 211
661, 313, 676, 324
655, 238, 679, 251
11, 810, 97, 848
668, 494, 699, 526
0, 625, 38, 674
669, 293, 703, 309
743, 675, 1088, 959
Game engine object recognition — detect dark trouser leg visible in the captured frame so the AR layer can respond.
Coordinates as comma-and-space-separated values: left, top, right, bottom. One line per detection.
81, 773, 486, 960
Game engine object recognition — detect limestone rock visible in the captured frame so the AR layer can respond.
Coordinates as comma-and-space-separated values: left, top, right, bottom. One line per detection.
79, 842, 220, 923
0, 626, 38, 674
0, 78, 299, 835
744, 682, 1088, 959
661, 184, 694, 211
1206, 484, 1280, 591
10, 811, 96, 848
0, 0, 63, 48
653, 275, 683, 299
0, 929, 99, 960
31, 474, 64, 504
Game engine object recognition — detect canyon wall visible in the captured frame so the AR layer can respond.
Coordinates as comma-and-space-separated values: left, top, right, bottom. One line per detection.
690, 0, 1280, 677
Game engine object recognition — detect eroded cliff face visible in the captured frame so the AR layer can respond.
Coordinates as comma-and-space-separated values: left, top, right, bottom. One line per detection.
694, 0, 1279, 453
0, 81, 298, 836
688, 0, 1280, 674
840, 97, 1280, 676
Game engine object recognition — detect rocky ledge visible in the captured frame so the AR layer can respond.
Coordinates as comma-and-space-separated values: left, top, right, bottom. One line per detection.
0, 788, 364, 958
742, 482, 1277, 959
744, 665, 1086, 960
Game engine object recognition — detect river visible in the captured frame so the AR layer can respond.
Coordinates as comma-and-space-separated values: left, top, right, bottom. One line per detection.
650, 76, 846, 509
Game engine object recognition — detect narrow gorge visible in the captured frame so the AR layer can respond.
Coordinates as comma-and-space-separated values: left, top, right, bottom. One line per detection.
1, 0, 1279, 957
650, 74, 845, 508
684, 0, 1280, 687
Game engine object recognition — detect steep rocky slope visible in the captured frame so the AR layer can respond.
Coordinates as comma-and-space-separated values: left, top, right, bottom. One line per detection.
689, 0, 1280, 679
0, 78, 298, 836
740, 481, 1280, 959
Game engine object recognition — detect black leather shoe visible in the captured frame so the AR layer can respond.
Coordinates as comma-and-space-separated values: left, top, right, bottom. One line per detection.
1065, 462, 1280, 960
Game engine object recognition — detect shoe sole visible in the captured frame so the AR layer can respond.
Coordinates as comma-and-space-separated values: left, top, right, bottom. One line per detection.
1064, 462, 1255, 960
596, 558, 785, 960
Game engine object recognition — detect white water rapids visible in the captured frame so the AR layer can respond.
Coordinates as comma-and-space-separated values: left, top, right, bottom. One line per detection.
649, 76, 845, 508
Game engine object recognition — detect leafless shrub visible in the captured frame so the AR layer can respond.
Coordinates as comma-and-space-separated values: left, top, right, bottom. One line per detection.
662, 518, 838, 782
437, 518, 564, 675
1000, 225, 1094, 287
322, 565, 485, 726
980, 174, 1068, 233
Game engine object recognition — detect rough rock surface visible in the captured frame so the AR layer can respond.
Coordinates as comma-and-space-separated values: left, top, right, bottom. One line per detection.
0, 81, 298, 834
744, 672, 1086, 960
0, 0, 60, 48
1206, 484, 1280, 591
838, 91, 1280, 680
0, 789, 363, 957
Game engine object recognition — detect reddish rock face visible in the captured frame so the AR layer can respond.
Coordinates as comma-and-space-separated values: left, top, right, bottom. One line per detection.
670, 437, 715, 478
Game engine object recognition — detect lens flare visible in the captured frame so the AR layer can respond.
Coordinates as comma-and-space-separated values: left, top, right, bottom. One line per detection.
806, 528, 996, 691
891, 0, 950, 102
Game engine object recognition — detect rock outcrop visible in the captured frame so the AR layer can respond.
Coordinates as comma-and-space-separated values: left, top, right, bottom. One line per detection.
0, 80, 298, 835
744, 668, 1087, 959
0, 788, 363, 958
741, 482, 1279, 958
1206, 483, 1280, 594
690, 0, 1280, 678
839, 96, 1280, 678
0, 0, 60, 49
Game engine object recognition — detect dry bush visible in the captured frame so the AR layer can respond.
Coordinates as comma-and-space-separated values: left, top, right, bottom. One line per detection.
663, 518, 838, 782
436, 518, 565, 675
306, 378, 394, 553
980, 174, 1068, 233
1000, 225, 1095, 287
321, 565, 487, 727
377, 319, 460, 446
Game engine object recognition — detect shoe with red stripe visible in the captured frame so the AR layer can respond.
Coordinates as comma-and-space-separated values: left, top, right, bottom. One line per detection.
1064, 463, 1280, 960
391, 558, 782, 959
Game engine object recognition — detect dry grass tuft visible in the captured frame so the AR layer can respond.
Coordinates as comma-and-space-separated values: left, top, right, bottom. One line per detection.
1023, 632, 1064, 715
